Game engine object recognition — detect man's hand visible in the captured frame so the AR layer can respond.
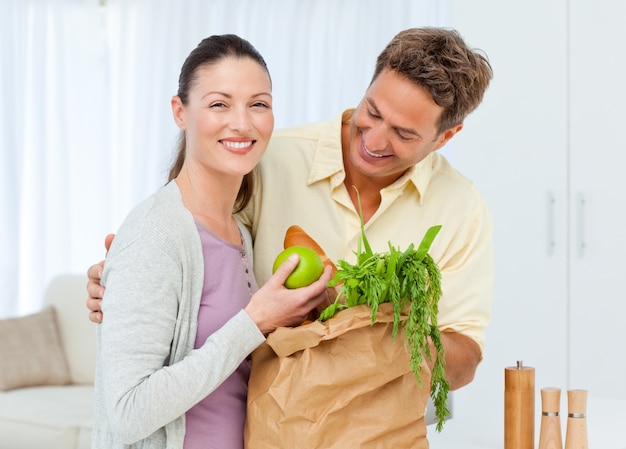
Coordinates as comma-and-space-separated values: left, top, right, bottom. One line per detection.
429, 332, 482, 391
86, 234, 115, 323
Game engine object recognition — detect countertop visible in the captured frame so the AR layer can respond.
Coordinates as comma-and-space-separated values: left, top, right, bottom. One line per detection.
426, 394, 626, 448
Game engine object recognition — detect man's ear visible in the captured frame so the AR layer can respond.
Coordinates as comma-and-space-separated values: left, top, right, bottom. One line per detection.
171, 96, 186, 130
433, 123, 463, 151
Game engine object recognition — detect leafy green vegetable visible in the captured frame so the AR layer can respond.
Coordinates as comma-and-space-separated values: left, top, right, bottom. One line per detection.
319, 189, 450, 432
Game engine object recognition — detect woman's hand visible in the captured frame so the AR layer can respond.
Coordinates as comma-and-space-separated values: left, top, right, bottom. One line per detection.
244, 254, 333, 334
85, 234, 115, 323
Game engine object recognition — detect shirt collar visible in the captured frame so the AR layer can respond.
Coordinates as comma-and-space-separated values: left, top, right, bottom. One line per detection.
306, 110, 350, 188
386, 154, 435, 206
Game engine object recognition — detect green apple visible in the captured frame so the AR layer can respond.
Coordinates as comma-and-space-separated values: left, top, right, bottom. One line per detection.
272, 246, 324, 289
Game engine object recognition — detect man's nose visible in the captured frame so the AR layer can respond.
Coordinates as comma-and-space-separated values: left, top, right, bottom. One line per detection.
364, 123, 389, 151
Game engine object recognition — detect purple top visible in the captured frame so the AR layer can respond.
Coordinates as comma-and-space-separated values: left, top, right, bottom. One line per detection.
184, 220, 259, 449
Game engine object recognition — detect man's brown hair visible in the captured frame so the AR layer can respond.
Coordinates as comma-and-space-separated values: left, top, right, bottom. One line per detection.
372, 27, 493, 135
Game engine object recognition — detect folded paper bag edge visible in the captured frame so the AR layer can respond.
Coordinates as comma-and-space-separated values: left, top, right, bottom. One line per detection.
266, 303, 401, 357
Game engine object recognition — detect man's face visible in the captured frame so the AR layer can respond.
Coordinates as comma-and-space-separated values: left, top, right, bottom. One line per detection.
347, 69, 460, 185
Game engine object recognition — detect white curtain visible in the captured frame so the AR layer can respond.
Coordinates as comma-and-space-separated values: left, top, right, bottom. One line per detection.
0, 0, 450, 318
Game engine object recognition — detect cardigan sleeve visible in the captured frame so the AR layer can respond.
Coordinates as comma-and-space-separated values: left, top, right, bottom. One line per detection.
95, 184, 264, 444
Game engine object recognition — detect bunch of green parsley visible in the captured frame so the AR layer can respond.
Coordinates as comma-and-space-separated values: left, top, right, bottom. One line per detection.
319, 192, 449, 432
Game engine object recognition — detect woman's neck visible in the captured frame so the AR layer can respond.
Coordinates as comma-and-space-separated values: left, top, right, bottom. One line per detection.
175, 167, 242, 244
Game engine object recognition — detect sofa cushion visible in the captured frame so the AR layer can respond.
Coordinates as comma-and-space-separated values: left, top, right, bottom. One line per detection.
0, 306, 71, 391
0, 384, 93, 449
43, 274, 96, 384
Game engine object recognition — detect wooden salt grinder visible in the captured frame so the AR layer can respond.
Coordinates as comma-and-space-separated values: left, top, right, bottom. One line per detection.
539, 387, 563, 449
564, 389, 588, 449
505, 360, 535, 449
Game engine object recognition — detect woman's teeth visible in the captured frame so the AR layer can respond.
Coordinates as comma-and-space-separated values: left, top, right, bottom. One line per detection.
223, 141, 252, 149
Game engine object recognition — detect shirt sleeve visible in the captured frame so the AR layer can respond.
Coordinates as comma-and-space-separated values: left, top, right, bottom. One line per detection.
435, 197, 494, 356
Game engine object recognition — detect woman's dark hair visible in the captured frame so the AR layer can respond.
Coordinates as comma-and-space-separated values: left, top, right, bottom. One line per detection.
167, 34, 271, 213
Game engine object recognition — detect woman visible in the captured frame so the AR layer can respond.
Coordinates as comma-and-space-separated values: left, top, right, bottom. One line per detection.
91, 34, 332, 449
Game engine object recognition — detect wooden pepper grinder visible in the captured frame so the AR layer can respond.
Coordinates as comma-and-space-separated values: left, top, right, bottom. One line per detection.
538, 387, 563, 449
505, 360, 535, 449
564, 389, 588, 449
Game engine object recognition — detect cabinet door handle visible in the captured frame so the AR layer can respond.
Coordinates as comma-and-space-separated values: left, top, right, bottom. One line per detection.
577, 192, 586, 257
547, 191, 556, 255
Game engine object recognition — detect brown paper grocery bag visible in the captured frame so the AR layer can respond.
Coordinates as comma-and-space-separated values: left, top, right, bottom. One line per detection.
244, 303, 431, 449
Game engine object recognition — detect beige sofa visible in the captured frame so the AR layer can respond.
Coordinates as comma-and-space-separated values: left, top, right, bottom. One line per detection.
0, 274, 94, 449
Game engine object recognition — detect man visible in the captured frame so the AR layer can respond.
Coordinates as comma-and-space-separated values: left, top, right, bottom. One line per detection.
87, 26, 493, 391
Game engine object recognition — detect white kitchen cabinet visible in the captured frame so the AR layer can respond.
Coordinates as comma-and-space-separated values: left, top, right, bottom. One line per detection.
567, 0, 626, 401
428, 0, 626, 447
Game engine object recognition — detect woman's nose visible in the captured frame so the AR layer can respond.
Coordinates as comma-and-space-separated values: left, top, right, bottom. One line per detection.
230, 108, 252, 132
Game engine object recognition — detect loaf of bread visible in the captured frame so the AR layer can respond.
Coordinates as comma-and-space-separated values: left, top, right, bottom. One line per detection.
283, 225, 337, 277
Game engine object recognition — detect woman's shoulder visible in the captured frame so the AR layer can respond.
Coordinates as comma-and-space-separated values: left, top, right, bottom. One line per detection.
110, 182, 198, 255
129, 181, 188, 225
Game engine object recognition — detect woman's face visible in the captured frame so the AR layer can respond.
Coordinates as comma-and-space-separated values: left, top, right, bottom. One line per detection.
172, 57, 273, 179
